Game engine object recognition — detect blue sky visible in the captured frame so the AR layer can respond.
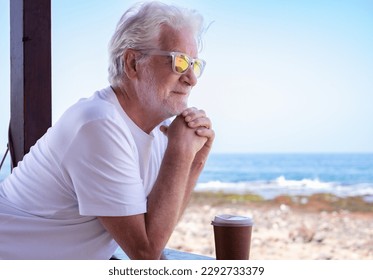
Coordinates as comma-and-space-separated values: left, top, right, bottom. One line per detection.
1, 0, 373, 154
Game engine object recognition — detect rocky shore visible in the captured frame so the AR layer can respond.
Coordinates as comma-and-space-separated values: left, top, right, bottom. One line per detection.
167, 192, 373, 260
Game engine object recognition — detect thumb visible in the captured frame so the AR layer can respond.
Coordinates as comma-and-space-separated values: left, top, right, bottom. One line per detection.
160, 125, 169, 136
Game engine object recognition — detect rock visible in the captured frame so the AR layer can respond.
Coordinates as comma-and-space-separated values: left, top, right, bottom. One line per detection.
313, 232, 326, 243
289, 224, 316, 243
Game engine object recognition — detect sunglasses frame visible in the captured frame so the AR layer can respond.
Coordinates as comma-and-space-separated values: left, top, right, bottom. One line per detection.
140, 49, 206, 78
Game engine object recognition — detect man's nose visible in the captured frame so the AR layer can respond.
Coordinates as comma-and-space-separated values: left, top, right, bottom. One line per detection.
181, 66, 197, 87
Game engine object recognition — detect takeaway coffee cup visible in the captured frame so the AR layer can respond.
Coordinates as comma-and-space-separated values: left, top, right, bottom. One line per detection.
211, 214, 253, 260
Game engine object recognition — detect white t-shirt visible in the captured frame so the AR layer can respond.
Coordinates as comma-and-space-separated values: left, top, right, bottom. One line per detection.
0, 87, 169, 259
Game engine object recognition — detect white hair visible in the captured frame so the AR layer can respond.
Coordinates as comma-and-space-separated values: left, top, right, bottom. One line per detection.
108, 1, 205, 86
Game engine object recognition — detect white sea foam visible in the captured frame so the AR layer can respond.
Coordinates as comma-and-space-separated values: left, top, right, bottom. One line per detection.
195, 176, 373, 200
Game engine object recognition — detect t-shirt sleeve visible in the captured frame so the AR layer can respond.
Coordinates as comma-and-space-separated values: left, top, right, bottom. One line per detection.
62, 119, 147, 216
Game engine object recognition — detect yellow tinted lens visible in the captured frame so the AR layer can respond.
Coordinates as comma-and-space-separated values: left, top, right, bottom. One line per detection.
174, 54, 189, 73
193, 60, 203, 77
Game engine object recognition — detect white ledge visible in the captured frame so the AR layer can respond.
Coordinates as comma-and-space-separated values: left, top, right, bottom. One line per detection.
112, 247, 214, 260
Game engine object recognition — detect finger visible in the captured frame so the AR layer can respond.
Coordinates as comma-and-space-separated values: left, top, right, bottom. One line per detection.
160, 125, 169, 135
182, 108, 206, 123
188, 116, 212, 129
195, 127, 215, 140
181, 107, 198, 117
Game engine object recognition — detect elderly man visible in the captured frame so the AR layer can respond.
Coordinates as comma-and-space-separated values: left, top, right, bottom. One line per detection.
0, 2, 214, 259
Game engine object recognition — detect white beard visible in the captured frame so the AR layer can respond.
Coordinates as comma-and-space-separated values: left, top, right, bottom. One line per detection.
138, 70, 188, 119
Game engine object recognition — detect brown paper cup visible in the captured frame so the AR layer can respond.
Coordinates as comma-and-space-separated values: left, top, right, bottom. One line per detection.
211, 214, 253, 260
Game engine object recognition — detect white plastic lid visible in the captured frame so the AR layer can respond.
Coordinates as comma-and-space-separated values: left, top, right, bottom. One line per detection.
211, 214, 253, 227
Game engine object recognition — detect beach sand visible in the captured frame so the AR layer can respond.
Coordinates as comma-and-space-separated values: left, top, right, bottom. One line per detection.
166, 192, 373, 260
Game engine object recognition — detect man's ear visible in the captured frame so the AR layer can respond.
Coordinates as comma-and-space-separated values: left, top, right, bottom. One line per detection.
123, 49, 139, 79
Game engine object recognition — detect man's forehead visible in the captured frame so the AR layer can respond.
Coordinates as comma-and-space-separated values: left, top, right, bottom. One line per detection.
158, 25, 198, 54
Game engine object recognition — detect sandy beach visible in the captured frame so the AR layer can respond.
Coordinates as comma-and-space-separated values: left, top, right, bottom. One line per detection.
166, 192, 373, 260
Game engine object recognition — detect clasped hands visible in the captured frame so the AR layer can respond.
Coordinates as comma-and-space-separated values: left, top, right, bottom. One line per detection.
160, 107, 214, 157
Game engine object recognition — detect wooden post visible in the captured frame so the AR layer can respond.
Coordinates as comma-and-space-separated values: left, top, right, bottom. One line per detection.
10, 0, 51, 167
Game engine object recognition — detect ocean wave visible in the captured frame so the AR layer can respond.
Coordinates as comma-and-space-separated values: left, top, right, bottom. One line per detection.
195, 176, 373, 200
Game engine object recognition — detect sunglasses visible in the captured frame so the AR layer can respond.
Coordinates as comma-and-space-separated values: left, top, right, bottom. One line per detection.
140, 50, 206, 78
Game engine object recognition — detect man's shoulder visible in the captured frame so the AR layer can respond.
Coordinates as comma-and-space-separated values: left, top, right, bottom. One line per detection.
64, 88, 121, 124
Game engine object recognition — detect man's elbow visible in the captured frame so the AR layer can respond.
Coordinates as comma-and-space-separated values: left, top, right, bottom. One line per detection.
127, 243, 164, 260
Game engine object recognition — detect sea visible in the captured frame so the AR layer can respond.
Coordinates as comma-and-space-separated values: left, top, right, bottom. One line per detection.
1, 153, 373, 202
195, 153, 373, 202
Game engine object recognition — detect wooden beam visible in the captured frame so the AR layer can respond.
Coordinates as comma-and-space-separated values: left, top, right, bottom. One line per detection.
10, 0, 51, 167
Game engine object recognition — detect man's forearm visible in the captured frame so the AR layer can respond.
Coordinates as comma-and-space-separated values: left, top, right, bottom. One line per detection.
178, 159, 206, 219
144, 147, 196, 258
